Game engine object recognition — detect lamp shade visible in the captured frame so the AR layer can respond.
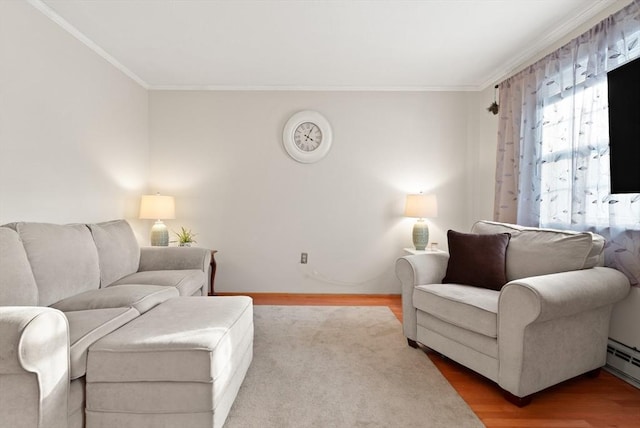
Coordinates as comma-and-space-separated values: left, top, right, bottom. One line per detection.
404, 193, 438, 219
139, 194, 175, 220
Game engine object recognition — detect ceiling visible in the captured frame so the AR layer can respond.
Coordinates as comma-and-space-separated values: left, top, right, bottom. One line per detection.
33, 0, 618, 91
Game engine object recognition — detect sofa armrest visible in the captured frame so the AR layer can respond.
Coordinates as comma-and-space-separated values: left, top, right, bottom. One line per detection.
497, 267, 630, 397
0, 307, 69, 428
138, 247, 212, 273
395, 252, 450, 341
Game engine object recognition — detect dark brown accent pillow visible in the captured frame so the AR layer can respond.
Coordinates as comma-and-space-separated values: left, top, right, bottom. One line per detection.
442, 230, 511, 290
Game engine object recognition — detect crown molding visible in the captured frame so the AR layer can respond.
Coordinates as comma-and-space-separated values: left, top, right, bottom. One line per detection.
478, 0, 623, 90
27, 0, 149, 89
28, 0, 624, 93
148, 84, 480, 92
22, 0, 482, 93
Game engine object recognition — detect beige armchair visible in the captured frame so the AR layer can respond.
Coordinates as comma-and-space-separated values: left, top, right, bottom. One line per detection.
396, 221, 630, 405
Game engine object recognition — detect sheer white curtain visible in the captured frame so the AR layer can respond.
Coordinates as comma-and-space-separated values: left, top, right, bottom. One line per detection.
494, 0, 640, 285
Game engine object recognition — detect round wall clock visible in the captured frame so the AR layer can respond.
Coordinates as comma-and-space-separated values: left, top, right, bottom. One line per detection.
282, 110, 333, 163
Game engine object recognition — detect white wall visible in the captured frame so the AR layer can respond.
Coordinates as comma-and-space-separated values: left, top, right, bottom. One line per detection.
0, 1, 148, 226
467, 87, 499, 224
149, 90, 482, 293
610, 287, 640, 349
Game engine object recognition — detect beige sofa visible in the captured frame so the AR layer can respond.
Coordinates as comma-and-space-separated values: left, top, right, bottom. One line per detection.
0, 220, 253, 428
396, 220, 630, 405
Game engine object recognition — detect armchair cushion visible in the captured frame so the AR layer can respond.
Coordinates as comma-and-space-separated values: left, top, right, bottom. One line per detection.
414, 283, 499, 337
442, 230, 511, 290
471, 221, 604, 281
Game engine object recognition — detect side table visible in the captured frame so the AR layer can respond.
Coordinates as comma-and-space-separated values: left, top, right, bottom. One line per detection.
209, 250, 218, 296
403, 247, 445, 255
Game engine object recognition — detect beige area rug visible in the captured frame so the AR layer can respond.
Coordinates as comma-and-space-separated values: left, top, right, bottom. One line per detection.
225, 306, 484, 427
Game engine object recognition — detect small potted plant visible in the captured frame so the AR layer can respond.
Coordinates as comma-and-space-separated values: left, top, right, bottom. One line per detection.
173, 226, 197, 247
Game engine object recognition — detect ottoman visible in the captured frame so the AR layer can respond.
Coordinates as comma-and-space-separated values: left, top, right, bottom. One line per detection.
85, 296, 253, 428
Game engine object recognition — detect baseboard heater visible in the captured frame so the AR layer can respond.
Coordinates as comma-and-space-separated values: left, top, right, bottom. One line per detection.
605, 339, 640, 389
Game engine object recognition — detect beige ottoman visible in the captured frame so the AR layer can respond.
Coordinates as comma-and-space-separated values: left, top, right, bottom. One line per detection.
85, 296, 253, 428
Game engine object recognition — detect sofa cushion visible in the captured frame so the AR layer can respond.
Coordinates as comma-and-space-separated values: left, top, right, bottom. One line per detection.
413, 283, 499, 338
0, 227, 38, 306
51, 284, 178, 314
471, 220, 602, 281
10, 222, 100, 307
65, 307, 139, 380
442, 230, 511, 290
110, 270, 205, 296
88, 220, 141, 288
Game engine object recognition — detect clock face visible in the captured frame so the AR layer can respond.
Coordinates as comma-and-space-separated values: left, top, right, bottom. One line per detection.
294, 122, 323, 152
283, 111, 332, 163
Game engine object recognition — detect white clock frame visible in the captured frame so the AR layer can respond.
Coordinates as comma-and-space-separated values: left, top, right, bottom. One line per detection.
282, 110, 333, 163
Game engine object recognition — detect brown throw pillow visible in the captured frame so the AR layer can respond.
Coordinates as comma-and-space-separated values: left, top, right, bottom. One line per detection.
442, 230, 511, 290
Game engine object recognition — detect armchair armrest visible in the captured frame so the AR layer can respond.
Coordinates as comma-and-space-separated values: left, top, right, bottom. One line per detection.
395, 252, 449, 341
0, 307, 69, 428
499, 267, 630, 324
497, 267, 630, 397
138, 247, 212, 273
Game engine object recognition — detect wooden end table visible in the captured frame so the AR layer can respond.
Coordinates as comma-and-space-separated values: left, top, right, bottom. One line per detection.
209, 250, 218, 296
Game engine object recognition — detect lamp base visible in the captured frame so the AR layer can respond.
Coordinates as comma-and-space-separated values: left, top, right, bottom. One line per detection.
150, 220, 169, 246
412, 219, 429, 251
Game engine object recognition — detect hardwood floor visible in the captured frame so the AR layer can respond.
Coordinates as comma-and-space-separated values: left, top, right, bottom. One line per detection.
226, 293, 640, 428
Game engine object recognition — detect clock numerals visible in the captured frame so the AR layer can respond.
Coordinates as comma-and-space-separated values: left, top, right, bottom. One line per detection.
294, 122, 323, 152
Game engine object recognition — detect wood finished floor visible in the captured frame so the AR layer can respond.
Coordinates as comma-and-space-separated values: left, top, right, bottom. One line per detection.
224, 293, 640, 428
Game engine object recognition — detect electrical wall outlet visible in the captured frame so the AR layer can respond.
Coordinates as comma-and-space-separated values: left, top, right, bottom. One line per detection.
300, 252, 308, 264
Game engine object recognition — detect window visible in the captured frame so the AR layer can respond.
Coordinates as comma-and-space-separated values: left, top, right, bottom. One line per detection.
539, 78, 612, 227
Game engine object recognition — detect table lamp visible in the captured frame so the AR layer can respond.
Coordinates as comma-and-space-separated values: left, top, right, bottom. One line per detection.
139, 193, 175, 246
404, 193, 438, 250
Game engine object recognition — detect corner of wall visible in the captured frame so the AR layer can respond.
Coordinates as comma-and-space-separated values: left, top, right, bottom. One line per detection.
465, 87, 499, 227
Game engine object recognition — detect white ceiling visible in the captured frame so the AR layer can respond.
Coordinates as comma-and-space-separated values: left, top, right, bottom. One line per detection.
32, 0, 618, 91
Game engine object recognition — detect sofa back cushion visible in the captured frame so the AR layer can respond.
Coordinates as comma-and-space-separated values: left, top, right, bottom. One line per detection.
88, 220, 140, 287
0, 227, 39, 306
471, 220, 604, 281
11, 222, 100, 307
